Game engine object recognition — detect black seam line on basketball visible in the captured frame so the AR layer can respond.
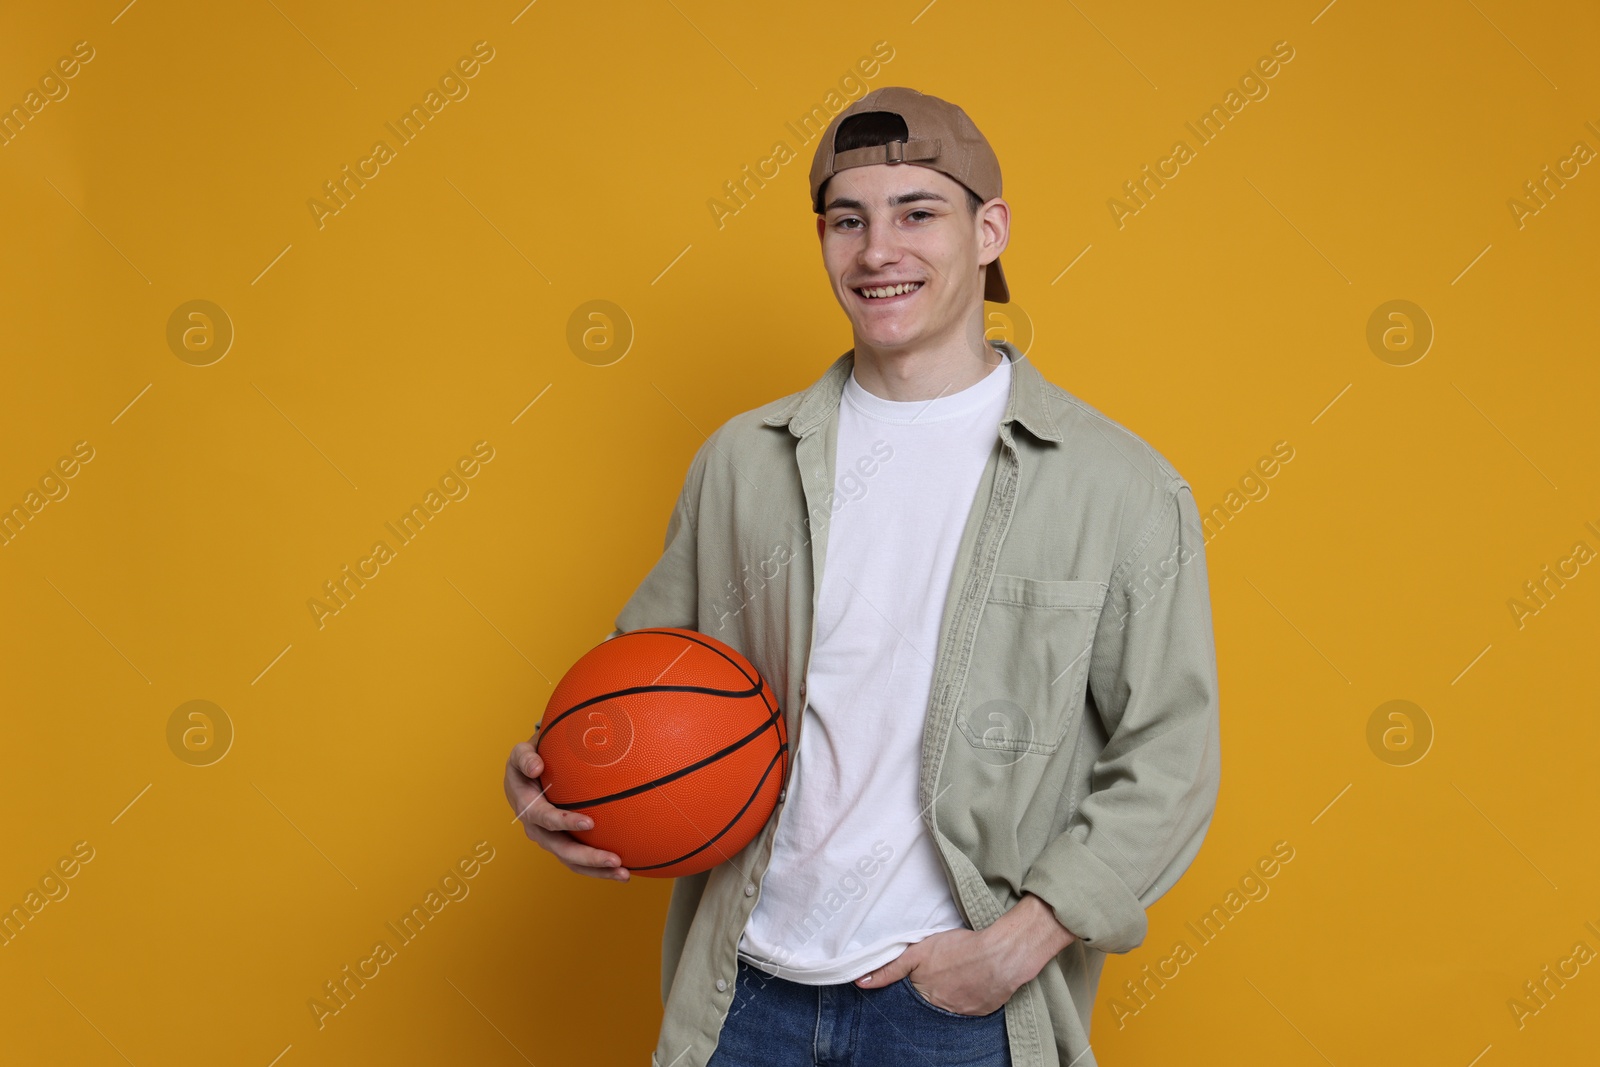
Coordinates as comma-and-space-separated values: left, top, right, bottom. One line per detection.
627, 742, 787, 871
539, 679, 763, 741
625, 628, 759, 688
549, 703, 781, 809
550, 701, 781, 810
540, 629, 763, 738
606, 627, 778, 724
630, 742, 787, 876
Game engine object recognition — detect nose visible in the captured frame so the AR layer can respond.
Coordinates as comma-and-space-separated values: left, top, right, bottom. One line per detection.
858, 219, 904, 274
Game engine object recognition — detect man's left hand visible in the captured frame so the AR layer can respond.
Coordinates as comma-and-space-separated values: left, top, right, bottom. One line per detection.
852, 892, 1077, 1016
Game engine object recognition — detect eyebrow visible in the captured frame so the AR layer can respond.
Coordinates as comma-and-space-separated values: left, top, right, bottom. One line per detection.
823, 189, 951, 212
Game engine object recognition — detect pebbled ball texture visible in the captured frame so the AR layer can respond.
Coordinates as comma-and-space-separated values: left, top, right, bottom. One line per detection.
535, 628, 788, 878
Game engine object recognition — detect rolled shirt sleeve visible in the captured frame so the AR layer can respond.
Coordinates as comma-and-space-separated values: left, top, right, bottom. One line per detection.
1019, 481, 1222, 954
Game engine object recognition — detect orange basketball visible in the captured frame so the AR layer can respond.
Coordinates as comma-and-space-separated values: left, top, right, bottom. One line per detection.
534, 627, 788, 878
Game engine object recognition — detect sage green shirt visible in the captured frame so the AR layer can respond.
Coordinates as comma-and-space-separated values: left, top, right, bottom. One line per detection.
619, 340, 1222, 1067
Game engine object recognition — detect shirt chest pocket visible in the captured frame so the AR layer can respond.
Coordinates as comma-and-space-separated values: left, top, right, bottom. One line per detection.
955, 574, 1107, 757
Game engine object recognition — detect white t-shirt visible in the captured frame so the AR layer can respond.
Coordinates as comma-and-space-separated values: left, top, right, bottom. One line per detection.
737, 351, 1014, 984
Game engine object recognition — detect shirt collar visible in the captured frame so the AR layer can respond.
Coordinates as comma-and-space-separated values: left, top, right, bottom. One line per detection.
761, 340, 1063, 442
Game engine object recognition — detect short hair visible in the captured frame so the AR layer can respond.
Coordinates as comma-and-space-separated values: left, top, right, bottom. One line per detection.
820, 111, 985, 215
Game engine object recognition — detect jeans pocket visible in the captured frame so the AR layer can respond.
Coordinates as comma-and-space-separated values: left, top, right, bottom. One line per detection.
898, 977, 1004, 1021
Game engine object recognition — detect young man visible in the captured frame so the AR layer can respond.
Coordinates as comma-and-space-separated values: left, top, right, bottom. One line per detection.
504, 87, 1221, 1067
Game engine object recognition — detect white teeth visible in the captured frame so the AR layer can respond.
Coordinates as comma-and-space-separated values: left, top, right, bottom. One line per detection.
858, 282, 922, 299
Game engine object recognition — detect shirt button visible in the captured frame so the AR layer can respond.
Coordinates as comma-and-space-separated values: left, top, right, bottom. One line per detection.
716, 978, 728, 992
744, 883, 755, 896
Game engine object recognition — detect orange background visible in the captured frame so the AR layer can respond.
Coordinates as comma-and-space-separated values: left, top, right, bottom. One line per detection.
2, 1, 1597, 1064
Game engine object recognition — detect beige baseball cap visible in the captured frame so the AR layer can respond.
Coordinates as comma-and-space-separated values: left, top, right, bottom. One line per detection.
808, 86, 1009, 303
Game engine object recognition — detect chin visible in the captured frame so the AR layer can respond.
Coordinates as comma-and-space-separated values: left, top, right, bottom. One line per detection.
849, 312, 919, 342
854, 326, 919, 350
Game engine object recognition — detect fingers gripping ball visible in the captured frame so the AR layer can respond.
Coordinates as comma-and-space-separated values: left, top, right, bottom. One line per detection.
535, 628, 789, 878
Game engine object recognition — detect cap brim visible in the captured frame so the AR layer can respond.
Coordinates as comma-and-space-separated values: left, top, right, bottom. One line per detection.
984, 256, 1010, 303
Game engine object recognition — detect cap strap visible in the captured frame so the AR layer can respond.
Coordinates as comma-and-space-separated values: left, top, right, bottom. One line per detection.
833, 138, 942, 169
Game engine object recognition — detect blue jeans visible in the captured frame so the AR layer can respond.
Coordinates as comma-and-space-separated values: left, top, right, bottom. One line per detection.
705, 959, 1012, 1067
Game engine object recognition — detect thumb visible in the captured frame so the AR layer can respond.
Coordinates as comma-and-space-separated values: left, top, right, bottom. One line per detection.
855, 950, 916, 989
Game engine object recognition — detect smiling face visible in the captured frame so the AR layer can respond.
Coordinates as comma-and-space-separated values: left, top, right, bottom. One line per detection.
817, 163, 1007, 356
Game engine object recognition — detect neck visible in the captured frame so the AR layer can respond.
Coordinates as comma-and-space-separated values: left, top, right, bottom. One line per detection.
850, 314, 1002, 402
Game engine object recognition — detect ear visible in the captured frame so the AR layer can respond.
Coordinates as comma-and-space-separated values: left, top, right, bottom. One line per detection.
978, 197, 1011, 266
816, 214, 827, 243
